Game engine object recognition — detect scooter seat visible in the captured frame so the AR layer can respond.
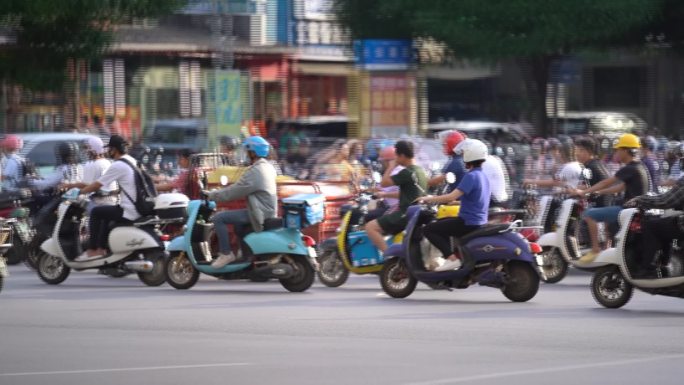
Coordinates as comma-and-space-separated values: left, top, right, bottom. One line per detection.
263, 217, 284, 231
460, 224, 510, 244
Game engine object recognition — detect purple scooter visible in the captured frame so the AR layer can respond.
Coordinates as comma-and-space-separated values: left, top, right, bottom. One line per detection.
380, 204, 544, 301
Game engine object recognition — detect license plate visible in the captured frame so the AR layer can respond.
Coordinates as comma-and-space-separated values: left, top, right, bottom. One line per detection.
0, 257, 8, 277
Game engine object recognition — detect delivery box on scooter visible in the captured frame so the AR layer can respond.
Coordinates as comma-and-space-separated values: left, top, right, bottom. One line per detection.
348, 231, 383, 267
282, 193, 326, 229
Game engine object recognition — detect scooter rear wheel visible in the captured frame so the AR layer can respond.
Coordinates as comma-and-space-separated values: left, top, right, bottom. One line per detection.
591, 265, 633, 309
279, 255, 315, 292
502, 261, 540, 302
316, 248, 349, 288
539, 247, 569, 284
380, 258, 417, 298
137, 250, 168, 287
37, 254, 70, 285
166, 251, 200, 290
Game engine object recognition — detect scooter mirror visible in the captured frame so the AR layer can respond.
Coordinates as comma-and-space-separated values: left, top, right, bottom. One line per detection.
445, 172, 456, 185
582, 168, 593, 181
220, 175, 229, 186
372, 171, 382, 184
431, 161, 441, 173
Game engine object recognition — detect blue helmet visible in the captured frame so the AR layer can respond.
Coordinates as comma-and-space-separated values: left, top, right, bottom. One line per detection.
242, 136, 270, 158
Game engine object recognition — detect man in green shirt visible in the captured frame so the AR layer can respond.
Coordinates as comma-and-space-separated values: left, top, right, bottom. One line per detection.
366, 140, 427, 253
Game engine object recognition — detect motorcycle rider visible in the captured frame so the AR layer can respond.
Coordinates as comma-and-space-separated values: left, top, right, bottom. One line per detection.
428, 131, 466, 192
574, 137, 611, 207
1, 135, 26, 190
207, 136, 277, 268
32, 142, 83, 192
219, 135, 241, 165
77, 135, 140, 261
60, 137, 116, 209
569, 133, 649, 263
641, 135, 661, 192
522, 140, 582, 190
420, 139, 491, 271
365, 140, 427, 255
367, 145, 404, 222
625, 177, 684, 278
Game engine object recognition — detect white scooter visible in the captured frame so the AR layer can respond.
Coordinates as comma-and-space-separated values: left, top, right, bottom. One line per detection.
590, 208, 684, 308
536, 197, 612, 283
37, 190, 188, 286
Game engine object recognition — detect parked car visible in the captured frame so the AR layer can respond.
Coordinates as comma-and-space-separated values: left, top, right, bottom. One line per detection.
15, 133, 102, 176
555, 111, 647, 137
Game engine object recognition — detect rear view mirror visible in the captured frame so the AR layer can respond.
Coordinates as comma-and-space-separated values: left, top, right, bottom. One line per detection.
582, 168, 593, 180
445, 172, 456, 184
372, 171, 382, 184
431, 161, 441, 173
220, 175, 229, 186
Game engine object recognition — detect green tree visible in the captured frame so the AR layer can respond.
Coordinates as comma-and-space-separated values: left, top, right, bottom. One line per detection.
336, 0, 666, 135
0, 0, 185, 91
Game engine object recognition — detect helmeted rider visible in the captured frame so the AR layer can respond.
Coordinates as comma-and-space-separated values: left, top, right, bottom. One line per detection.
32, 142, 83, 192
78, 135, 141, 261
428, 131, 466, 193
208, 136, 278, 268
1, 135, 26, 190
61, 137, 116, 209
420, 139, 492, 271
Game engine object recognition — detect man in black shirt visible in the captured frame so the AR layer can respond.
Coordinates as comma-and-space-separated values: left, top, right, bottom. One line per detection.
569, 134, 649, 263
574, 137, 611, 207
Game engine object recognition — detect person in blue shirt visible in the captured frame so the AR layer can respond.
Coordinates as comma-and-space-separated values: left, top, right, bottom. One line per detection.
428, 130, 466, 192
420, 139, 491, 271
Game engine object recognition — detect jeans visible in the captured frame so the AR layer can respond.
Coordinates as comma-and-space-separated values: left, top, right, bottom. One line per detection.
423, 217, 481, 258
583, 205, 622, 224
89, 205, 124, 250
211, 209, 251, 254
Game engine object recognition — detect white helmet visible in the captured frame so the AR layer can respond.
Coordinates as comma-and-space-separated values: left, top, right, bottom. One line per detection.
458, 139, 489, 163
85, 136, 105, 155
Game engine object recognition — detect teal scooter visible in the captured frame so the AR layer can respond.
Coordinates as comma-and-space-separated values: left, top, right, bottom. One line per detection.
165, 180, 320, 292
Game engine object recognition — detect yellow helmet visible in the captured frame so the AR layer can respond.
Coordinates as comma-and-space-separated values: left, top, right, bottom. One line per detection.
613, 133, 641, 149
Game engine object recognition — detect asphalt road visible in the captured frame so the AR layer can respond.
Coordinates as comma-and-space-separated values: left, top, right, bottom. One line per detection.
1, 265, 684, 385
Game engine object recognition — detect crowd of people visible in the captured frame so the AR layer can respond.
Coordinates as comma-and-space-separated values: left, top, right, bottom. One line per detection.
3, 128, 684, 277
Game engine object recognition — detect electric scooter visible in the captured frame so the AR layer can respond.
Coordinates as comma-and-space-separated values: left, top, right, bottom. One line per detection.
379, 201, 544, 301
37, 190, 185, 286
165, 177, 319, 292
590, 207, 684, 308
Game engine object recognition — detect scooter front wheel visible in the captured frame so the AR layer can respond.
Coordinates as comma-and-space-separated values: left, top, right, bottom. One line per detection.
380, 258, 417, 298
166, 251, 200, 290
316, 248, 349, 288
591, 265, 633, 309
280, 255, 315, 292
37, 254, 70, 285
539, 247, 569, 284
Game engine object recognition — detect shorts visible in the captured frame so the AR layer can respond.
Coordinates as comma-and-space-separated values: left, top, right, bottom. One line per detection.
376, 211, 407, 235
582, 205, 622, 224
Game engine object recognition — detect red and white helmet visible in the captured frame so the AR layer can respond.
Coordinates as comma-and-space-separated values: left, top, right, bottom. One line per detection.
378, 146, 396, 161
443, 131, 466, 155
2, 135, 23, 151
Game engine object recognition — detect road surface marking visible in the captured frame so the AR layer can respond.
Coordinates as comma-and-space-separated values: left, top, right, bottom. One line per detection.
404, 353, 684, 385
0, 362, 251, 377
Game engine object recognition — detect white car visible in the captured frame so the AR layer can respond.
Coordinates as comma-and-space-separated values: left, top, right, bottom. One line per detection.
16, 133, 104, 176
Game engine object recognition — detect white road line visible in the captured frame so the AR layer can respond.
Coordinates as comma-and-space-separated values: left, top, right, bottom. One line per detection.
0, 362, 251, 377
404, 354, 684, 385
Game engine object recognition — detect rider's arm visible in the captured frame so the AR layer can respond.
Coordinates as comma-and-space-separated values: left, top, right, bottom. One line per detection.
580, 176, 618, 194
208, 167, 258, 202
377, 191, 399, 199
637, 180, 684, 209
428, 175, 445, 187
596, 182, 625, 196
380, 160, 397, 187
427, 188, 463, 204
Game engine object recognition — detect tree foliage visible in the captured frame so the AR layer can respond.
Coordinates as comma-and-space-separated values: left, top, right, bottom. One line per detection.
335, 0, 681, 134
0, 0, 185, 90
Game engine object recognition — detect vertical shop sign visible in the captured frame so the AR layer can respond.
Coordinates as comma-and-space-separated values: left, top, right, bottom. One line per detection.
215, 70, 242, 136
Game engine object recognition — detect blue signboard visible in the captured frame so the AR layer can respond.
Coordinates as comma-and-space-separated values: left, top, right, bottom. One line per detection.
353, 39, 413, 70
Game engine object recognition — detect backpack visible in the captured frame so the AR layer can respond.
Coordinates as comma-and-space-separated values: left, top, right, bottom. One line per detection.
118, 157, 158, 217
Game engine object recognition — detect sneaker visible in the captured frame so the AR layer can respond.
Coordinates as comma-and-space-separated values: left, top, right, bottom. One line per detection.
578, 251, 598, 264
211, 252, 236, 268
75, 252, 103, 262
434, 258, 462, 272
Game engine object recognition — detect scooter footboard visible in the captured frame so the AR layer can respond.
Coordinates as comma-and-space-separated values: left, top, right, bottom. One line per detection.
593, 248, 620, 265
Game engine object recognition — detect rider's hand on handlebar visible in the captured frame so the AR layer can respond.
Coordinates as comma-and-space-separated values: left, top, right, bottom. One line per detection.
623, 198, 639, 208
566, 187, 583, 197
416, 195, 434, 204
200, 190, 211, 199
